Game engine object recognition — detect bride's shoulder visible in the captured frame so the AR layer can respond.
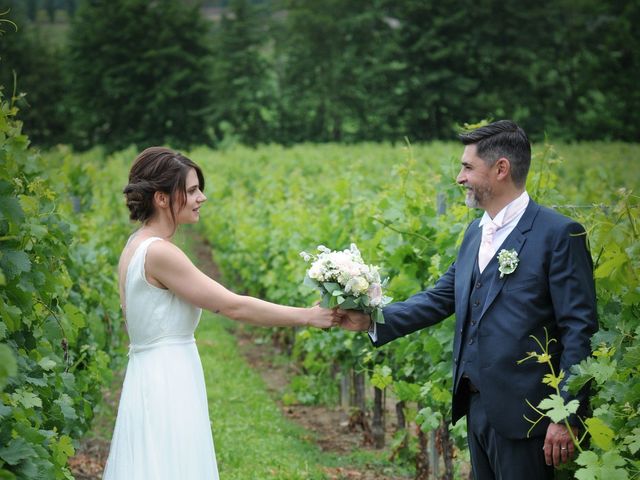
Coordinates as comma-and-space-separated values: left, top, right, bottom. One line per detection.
146, 238, 190, 267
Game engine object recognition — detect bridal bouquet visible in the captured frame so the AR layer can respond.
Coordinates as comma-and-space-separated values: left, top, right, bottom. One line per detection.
300, 244, 391, 324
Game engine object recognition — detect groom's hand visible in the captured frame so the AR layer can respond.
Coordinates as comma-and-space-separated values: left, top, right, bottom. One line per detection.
334, 309, 372, 332
543, 422, 577, 467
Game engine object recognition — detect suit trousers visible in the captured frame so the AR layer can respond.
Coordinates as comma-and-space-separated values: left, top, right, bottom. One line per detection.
467, 392, 554, 480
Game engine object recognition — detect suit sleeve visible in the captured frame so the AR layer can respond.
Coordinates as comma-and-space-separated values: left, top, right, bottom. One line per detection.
548, 220, 598, 420
373, 262, 456, 347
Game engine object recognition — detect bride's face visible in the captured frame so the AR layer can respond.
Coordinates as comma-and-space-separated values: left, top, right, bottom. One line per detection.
175, 168, 206, 224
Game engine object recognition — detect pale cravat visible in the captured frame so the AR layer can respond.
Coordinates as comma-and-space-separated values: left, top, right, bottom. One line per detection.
478, 221, 498, 272
477, 192, 530, 273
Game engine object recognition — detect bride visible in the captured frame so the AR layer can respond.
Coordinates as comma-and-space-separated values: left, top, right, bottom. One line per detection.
102, 147, 334, 479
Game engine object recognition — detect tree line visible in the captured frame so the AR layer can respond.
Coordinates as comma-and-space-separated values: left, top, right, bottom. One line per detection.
1, 0, 638, 152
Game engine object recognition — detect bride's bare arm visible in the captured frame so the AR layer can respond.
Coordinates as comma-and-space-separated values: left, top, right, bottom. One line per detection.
145, 240, 333, 328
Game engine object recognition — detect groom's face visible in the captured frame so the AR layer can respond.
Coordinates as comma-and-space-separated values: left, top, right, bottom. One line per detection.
457, 144, 494, 210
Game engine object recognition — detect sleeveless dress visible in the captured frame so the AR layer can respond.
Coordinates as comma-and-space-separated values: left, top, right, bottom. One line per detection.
103, 236, 219, 479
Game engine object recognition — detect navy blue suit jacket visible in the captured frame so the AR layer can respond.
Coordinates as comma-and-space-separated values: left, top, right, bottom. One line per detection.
374, 200, 598, 439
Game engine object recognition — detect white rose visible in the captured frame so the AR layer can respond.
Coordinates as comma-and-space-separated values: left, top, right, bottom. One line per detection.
347, 276, 369, 295
308, 263, 324, 281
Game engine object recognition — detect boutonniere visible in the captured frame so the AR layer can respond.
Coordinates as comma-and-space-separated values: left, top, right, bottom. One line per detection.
497, 249, 519, 278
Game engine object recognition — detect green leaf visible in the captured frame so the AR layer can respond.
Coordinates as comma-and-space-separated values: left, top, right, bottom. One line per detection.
63, 303, 85, 330
38, 357, 56, 371
11, 389, 42, 409
393, 381, 421, 402
0, 250, 31, 280
371, 365, 393, 390
575, 451, 599, 480
54, 394, 78, 421
302, 275, 317, 289
0, 402, 11, 418
623, 427, 640, 455
416, 406, 441, 432
0, 298, 22, 333
339, 297, 358, 309
594, 253, 627, 279
0, 468, 17, 479
0, 438, 37, 466
542, 370, 564, 389
620, 345, 640, 370
372, 308, 385, 324
585, 417, 615, 450
0, 343, 17, 390
50, 434, 74, 467
0, 193, 24, 224
537, 394, 579, 423
322, 282, 340, 293
319, 295, 331, 308
575, 449, 628, 480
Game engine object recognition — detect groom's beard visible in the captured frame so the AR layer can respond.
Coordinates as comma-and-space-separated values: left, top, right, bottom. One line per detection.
464, 184, 492, 209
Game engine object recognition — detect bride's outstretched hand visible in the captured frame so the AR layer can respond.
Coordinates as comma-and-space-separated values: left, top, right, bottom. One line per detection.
306, 305, 338, 329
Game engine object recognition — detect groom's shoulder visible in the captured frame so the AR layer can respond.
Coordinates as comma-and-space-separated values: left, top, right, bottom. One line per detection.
534, 203, 585, 232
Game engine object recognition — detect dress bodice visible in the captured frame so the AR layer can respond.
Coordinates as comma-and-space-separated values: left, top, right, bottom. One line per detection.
124, 236, 202, 347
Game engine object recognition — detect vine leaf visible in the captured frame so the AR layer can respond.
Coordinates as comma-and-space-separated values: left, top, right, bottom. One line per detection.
51, 434, 75, 467
0, 438, 37, 466
0, 343, 17, 389
542, 370, 564, 389
623, 427, 640, 455
585, 417, 615, 451
371, 365, 393, 390
575, 449, 628, 480
537, 394, 579, 423
11, 388, 42, 409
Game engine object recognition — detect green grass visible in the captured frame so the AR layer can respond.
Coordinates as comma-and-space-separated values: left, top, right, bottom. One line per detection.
197, 313, 331, 479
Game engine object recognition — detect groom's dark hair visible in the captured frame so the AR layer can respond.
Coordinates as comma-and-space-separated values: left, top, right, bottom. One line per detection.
458, 120, 531, 187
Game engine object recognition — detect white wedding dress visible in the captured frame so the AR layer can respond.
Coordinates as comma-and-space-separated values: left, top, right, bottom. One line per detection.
103, 237, 219, 479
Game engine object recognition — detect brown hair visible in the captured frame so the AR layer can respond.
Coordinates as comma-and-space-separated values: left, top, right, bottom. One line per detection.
123, 147, 205, 225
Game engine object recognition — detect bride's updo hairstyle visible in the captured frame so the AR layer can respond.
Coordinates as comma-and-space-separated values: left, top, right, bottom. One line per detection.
123, 147, 205, 224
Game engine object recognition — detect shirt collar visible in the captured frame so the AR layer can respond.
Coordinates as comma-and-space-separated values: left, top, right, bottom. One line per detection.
479, 191, 530, 228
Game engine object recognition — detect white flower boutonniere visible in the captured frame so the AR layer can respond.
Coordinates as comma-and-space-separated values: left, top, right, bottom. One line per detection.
497, 249, 519, 278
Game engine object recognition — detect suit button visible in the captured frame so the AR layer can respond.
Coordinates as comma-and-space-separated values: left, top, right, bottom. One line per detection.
459, 328, 463, 334
475, 281, 482, 289
454, 358, 457, 364
471, 320, 476, 326
468, 338, 474, 345
473, 300, 480, 307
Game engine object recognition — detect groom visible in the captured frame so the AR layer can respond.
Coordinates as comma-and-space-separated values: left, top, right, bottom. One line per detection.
337, 120, 598, 479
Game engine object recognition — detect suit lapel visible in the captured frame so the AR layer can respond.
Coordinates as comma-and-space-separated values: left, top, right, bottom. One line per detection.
457, 223, 481, 322
479, 200, 540, 320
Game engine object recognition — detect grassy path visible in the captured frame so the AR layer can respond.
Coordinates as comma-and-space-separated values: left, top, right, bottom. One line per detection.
198, 313, 331, 479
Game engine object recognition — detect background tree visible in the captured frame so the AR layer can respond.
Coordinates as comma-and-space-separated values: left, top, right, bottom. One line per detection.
274, 0, 403, 143
209, 0, 277, 146
0, 2, 70, 147
67, 0, 215, 152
